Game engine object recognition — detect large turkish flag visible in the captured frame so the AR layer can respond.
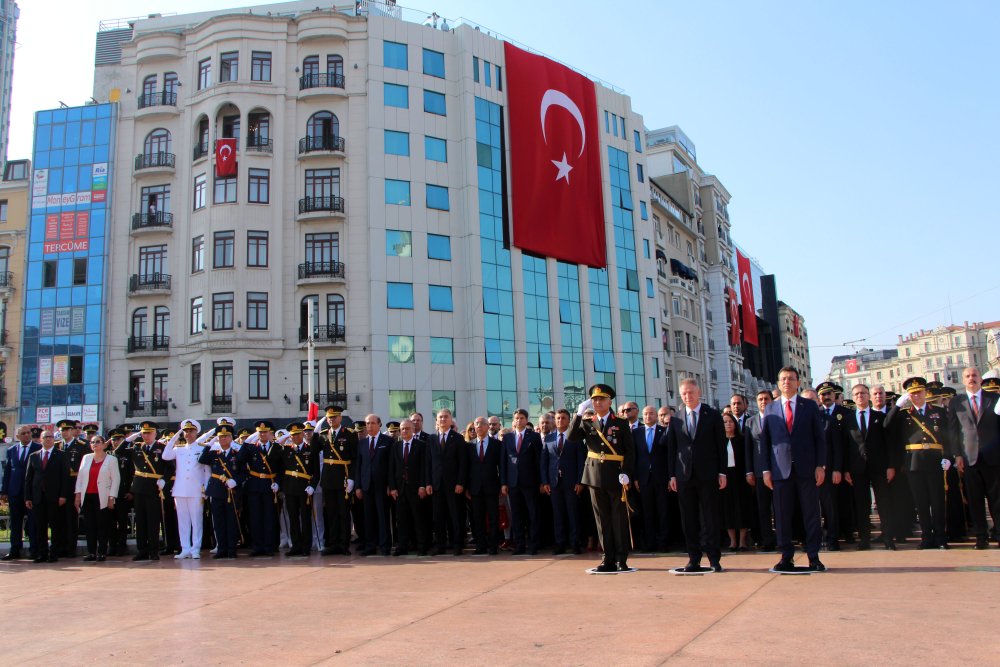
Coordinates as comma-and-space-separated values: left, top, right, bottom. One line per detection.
737, 249, 758, 346
215, 138, 238, 178
504, 43, 606, 268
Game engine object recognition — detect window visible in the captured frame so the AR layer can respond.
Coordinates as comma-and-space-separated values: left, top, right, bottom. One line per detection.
642, 239, 650, 259
247, 292, 268, 330
640, 201, 648, 220
191, 235, 204, 273
251, 51, 271, 81
247, 231, 269, 267
73, 258, 88, 285
484, 61, 492, 87
198, 58, 211, 90
42, 260, 56, 287
190, 363, 201, 403
305, 111, 339, 143
430, 337, 453, 364
384, 130, 410, 156
0, 200, 6, 223
422, 48, 445, 77
649, 317, 657, 337
388, 335, 415, 363
426, 184, 450, 210
427, 234, 451, 260
248, 168, 270, 203
213, 361, 233, 400
193, 173, 207, 210
220, 51, 238, 82
385, 179, 411, 205
388, 390, 417, 421
425, 136, 447, 162
213, 231, 235, 268
190, 297, 204, 334
4, 161, 28, 180
132, 307, 148, 338
473, 56, 479, 83
328, 54, 344, 80
138, 244, 167, 276
247, 112, 270, 148
646, 278, 654, 298
213, 292, 234, 330
383, 40, 408, 69
637, 163, 644, 183
214, 176, 237, 204
327, 294, 345, 329
384, 82, 408, 108
429, 285, 453, 312
304, 232, 339, 264
423, 89, 446, 115
634, 129, 643, 152
143, 128, 171, 156
433, 390, 456, 414
495, 64, 503, 91
304, 168, 340, 199
386, 230, 412, 256
248, 361, 269, 399
387, 282, 413, 309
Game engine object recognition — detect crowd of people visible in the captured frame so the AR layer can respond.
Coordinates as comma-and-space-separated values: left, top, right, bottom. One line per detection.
1, 366, 997, 574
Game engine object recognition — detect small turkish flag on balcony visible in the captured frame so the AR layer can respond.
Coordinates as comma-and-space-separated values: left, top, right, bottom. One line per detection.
307, 402, 319, 422
215, 138, 237, 177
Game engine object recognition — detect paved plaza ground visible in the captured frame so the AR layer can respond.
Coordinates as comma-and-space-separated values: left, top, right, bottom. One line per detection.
2, 545, 998, 665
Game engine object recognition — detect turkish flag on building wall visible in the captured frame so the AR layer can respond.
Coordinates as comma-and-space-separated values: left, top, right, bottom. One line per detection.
845, 358, 859, 374
504, 42, 606, 268
737, 249, 758, 346
215, 138, 238, 177
727, 286, 741, 346
792, 314, 800, 338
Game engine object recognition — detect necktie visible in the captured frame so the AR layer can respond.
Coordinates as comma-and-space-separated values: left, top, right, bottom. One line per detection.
785, 400, 794, 432
21, 446, 27, 464
403, 441, 410, 464
369, 437, 375, 458
558, 433, 564, 456
972, 395, 980, 420
646, 427, 654, 452
826, 407, 832, 417
43, 450, 49, 470
860, 410, 867, 440
479, 440, 485, 462
516, 432, 522, 454
688, 411, 697, 436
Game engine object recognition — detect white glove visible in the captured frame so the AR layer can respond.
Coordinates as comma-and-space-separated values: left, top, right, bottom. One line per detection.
941, 458, 952, 471
270, 482, 279, 493
225, 478, 237, 489
346, 479, 355, 493
896, 393, 911, 408
577, 398, 594, 416
618, 473, 630, 485
156, 479, 165, 490
305, 486, 315, 496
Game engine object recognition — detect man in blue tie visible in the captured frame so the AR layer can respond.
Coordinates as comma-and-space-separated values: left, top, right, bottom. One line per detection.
2, 425, 41, 560
632, 406, 671, 552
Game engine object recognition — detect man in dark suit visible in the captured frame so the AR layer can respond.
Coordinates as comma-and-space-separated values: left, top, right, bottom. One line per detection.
1, 425, 41, 560
389, 419, 428, 556
425, 409, 469, 556
355, 414, 392, 556
760, 366, 828, 572
668, 379, 727, 572
24, 430, 71, 563
632, 405, 671, 552
501, 408, 543, 555
844, 384, 899, 550
949, 367, 1000, 549
816, 381, 848, 551
541, 409, 586, 554
467, 416, 503, 555
568, 384, 635, 572
744, 390, 776, 551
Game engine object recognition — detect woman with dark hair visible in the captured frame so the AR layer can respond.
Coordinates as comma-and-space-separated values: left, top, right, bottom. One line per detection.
721, 413, 753, 551
74, 435, 121, 562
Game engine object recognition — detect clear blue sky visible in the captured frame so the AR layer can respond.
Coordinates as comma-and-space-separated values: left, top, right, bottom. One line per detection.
11, 0, 999, 379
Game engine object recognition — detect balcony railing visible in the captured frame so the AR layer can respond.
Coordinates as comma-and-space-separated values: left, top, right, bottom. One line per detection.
246, 136, 273, 153
0, 329, 7, 346
126, 400, 169, 418
131, 211, 174, 230
129, 273, 171, 292
135, 152, 176, 171
299, 72, 346, 91
298, 135, 346, 154
137, 91, 178, 109
127, 335, 170, 353
298, 324, 346, 343
298, 392, 348, 412
0, 271, 12, 288
297, 261, 345, 280
298, 196, 345, 215
193, 142, 209, 160
0, 387, 6, 407
211, 396, 233, 413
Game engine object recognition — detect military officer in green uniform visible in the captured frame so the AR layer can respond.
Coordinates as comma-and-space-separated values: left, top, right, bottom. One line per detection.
129, 421, 168, 560
568, 384, 635, 573
57, 419, 90, 557
311, 406, 358, 555
279, 421, 318, 556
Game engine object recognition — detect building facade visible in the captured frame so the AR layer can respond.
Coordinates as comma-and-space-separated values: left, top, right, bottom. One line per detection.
776, 301, 811, 388
0, 158, 28, 427
0, 0, 17, 167
91, 2, 666, 425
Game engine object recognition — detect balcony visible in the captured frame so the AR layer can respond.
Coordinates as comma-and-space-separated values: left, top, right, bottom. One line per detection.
193, 142, 209, 161
299, 72, 346, 93
298, 324, 346, 344
0, 387, 6, 407
125, 400, 169, 419
211, 396, 233, 413
134, 152, 176, 173
128, 273, 171, 294
127, 335, 170, 354
297, 261, 346, 282
299, 392, 348, 412
246, 136, 273, 154
297, 196, 346, 220
297, 135, 346, 156
137, 91, 178, 110
1, 329, 9, 347
131, 211, 173, 232
0, 271, 13, 292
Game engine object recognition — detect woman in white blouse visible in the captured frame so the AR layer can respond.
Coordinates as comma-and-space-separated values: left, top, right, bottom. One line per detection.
74, 435, 121, 562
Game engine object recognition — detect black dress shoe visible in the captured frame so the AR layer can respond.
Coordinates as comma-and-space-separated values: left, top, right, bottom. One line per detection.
453, 548, 463, 557
808, 559, 826, 572
857, 542, 871, 551
320, 547, 342, 556
96, 555, 106, 562
488, 548, 499, 555
938, 543, 949, 550
132, 554, 150, 561
392, 549, 407, 557
918, 542, 931, 550
528, 548, 538, 556
33, 556, 47, 564
286, 549, 303, 557
826, 542, 841, 552
473, 547, 487, 555
512, 547, 526, 555
1, 552, 20, 561
884, 541, 897, 551
83, 554, 97, 562
553, 546, 566, 556
773, 560, 795, 572
710, 561, 723, 573
617, 561, 630, 571
431, 547, 446, 556
975, 539, 989, 550
46, 556, 58, 563
212, 553, 226, 560
149, 554, 159, 561
595, 562, 617, 573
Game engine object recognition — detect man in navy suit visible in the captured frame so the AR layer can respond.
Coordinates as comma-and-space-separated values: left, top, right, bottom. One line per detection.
760, 366, 828, 572
467, 417, 503, 554
501, 408, 542, 555
24, 430, 71, 563
632, 405, 671, 552
844, 384, 897, 550
356, 414, 393, 556
424, 409, 469, 556
744, 391, 777, 551
2, 425, 41, 560
541, 409, 585, 554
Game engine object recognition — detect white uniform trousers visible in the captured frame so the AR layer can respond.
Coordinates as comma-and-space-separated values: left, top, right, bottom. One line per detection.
175, 496, 204, 554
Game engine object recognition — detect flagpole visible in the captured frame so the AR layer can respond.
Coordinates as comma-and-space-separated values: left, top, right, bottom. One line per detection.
307, 305, 315, 411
